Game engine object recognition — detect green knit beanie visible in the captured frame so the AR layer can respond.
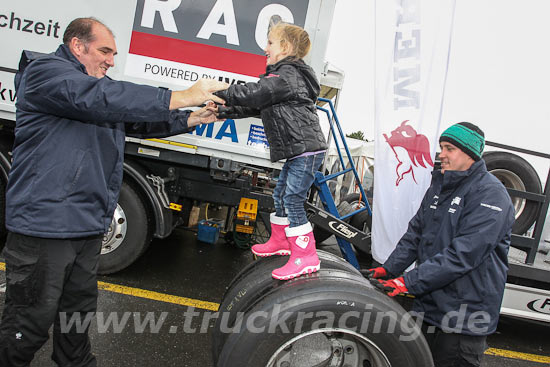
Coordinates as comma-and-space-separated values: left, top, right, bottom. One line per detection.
439, 122, 485, 161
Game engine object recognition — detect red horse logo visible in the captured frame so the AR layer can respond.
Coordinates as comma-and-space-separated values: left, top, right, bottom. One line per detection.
383, 120, 434, 186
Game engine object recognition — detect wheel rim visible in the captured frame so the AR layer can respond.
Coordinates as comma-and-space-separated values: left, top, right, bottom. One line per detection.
489, 168, 526, 219
102, 203, 127, 255
266, 328, 392, 367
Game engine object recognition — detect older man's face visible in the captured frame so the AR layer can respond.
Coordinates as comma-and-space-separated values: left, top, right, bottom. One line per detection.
73, 23, 117, 78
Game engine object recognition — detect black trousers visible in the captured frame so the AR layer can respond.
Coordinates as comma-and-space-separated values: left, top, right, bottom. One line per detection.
422, 322, 488, 367
0, 232, 102, 367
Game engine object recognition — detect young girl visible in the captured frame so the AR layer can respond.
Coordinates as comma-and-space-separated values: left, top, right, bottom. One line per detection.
215, 23, 327, 280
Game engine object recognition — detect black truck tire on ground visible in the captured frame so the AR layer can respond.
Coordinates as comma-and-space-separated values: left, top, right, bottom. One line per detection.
0, 176, 6, 252
483, 151, 542, 235
212, 251, 361, 363
216, 268, 433, 367
0, 145, 11, 246
98, 181, 152, 274
344, 193, 373, 233
220, 249, 359, 301
312, 221, 333, 244
344, 193, 373, 256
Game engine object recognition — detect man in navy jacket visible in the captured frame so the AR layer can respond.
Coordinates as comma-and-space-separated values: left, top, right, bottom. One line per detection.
0, 17, 227, 366
369, 122, 514, 367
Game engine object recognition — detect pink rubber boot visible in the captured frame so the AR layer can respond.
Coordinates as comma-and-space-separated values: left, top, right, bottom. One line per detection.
251, 213, 290, 257
272, 222, 320, 280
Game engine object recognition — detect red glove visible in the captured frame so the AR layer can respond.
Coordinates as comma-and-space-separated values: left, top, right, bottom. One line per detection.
374, 277, 408, 297
364, 266, 388, 279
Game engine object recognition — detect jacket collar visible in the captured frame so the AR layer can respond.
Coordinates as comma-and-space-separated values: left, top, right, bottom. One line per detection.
55, 44, 88, 75
433, 159, 487, 189
265, 56, 303, 73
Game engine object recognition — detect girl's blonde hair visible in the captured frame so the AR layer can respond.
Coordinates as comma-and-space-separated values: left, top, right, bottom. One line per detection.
269, 22, 311, 59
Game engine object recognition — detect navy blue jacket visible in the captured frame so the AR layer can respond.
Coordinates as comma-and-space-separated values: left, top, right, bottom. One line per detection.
214, 57, 327, 162
384, 160, 514, 335
6, 45, 194, 238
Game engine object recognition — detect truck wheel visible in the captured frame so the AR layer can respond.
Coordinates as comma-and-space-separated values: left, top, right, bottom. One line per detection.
312, 193, 372, 245
221, 249, 359, 301
312, 220, 333, 244
216, 269, 433, 367
483, 151, 542, 234
212, 250, 360, 364
0, 146, 12, 248
0, 176, 6, 252
344, 193, 373, 255
98, 181, 152, 274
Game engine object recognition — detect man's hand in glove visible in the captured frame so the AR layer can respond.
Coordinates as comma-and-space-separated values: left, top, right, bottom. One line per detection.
363, 267, 388, 279
373, 277, 408, 297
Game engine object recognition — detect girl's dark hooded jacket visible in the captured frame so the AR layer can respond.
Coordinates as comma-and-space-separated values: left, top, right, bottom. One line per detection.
215, 57, 327, 162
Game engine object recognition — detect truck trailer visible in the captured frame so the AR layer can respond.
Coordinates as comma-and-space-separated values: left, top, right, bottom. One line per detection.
0, 0, 339, 274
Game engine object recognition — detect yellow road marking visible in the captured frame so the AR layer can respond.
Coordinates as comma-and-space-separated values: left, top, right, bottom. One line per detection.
97, 281, 219, 311
485, 348, 550, 364
0, 261, 218, 311
1, 261, 549, 363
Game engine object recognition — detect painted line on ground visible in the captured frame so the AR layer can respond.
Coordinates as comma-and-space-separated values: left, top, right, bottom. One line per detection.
485, 348, 550, 364
1, 262, 549, 363
0, 261, 219, 311
97, 281, 219, 311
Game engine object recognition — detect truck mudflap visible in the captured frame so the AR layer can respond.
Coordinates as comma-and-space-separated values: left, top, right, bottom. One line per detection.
501, 283, 550, 323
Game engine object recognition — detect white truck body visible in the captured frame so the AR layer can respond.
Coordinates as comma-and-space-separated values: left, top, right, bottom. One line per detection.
0, 0, 338, 274
2, 0, 548, 324
0, 0, 336, 169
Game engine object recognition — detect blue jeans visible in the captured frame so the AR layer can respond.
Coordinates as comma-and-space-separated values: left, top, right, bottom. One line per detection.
273, 153, 324, 228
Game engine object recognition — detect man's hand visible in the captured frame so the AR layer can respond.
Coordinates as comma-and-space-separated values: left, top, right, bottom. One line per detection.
187, 102, 224, 127
363, 267, 388, 279
372, 277, 408, 297
170, 79, 229, 109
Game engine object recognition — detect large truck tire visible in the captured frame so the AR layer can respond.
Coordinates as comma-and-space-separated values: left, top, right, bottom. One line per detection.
0, 143, 12, 250
312, 220, 333, 244
344, 193, 373, 234
215, 268, 433, 367
98, 181, 153, 274
221, 249, 359, 301
483, 151, 542, 235
0, 176, 6, 253
345, 193, 373, 256
212, 250, 360, 364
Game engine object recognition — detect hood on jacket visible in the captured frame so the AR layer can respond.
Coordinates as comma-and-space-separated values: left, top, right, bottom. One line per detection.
265, 56, 320, 100
15, 45, 88, 92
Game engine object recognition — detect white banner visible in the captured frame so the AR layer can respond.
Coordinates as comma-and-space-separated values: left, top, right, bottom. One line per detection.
124, 54, 258, 89
372, 0, 456, 264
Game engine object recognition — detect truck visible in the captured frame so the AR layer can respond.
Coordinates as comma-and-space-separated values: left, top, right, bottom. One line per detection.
0, 0, 548, 348
0, 0, 339, 274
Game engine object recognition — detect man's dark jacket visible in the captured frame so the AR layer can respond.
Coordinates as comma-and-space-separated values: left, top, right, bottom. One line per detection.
383, 160, 515, 335
7, 45, 193, 238
215, 57, 327, 162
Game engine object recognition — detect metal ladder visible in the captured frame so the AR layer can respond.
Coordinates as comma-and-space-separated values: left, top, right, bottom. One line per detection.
307, 98, 372, 269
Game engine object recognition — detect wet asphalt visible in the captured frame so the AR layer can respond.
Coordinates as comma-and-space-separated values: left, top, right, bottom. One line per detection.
0, 228, 549, 367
